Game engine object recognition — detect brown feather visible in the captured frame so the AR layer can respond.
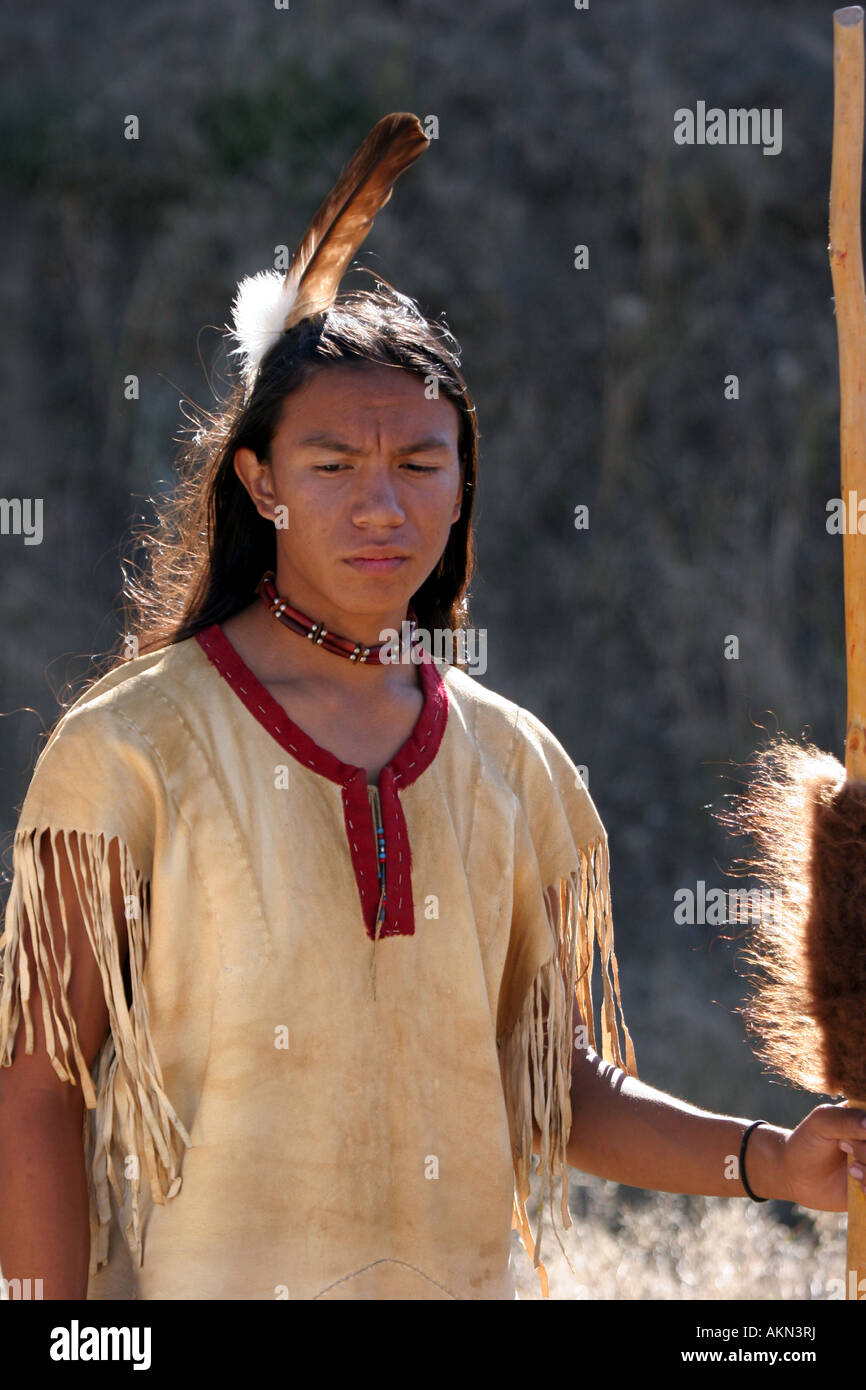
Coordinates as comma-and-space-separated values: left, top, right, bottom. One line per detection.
281, 112, 430, 331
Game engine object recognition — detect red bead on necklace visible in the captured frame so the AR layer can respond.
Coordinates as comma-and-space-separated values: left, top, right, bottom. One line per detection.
255, 570, 417, 665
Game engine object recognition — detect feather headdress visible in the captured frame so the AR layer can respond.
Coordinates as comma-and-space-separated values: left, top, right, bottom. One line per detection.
227, 111, 430, 398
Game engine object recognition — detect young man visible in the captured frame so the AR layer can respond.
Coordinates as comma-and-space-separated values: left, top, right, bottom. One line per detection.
1, 115, 864, 1302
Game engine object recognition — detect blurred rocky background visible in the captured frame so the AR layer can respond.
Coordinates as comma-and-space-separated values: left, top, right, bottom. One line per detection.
0, 0, 852, 1296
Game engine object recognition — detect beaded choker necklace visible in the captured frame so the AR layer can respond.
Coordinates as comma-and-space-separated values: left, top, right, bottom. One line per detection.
255, 570, 417, 665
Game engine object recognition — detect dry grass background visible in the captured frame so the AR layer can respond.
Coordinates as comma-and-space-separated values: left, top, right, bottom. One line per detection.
511, 1181, 847, 1300
0, 0, 856, 1298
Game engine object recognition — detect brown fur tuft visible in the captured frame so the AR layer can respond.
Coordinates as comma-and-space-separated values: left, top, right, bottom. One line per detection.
713, 734, 866, 1101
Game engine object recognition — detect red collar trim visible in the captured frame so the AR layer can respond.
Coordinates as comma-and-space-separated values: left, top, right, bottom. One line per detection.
194, 621, 449, 791
195, 621, 449, 939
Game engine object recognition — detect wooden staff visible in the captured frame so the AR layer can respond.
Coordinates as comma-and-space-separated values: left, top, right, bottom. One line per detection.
830, 3, 866, 1297
715, 5, 866, 1303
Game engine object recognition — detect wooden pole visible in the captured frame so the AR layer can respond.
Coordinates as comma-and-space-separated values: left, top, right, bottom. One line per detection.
829, 3, 866, 1301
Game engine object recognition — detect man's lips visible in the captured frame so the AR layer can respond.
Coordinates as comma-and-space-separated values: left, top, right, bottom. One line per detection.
343, 555, 409, 572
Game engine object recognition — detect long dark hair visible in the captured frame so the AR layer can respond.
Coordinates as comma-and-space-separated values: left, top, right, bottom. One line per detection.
87, 274, 479, 692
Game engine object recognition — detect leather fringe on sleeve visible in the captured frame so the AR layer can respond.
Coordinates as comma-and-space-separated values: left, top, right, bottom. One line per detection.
0, 825, 192, 1274
498, 831, 637, 1298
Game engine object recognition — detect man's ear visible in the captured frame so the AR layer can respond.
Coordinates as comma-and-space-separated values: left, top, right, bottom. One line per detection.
234, 446, 276, 518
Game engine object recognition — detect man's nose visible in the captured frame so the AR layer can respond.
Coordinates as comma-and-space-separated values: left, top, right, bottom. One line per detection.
351, 471, 406, 523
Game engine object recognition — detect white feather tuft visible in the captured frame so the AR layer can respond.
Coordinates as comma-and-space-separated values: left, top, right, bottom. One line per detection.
226, 269, 300, 391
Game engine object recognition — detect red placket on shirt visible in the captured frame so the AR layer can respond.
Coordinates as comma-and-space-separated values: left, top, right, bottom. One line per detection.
194, 623, 449, 939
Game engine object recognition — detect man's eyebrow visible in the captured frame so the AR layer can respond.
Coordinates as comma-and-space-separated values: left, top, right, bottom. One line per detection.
295, 433, 453, 456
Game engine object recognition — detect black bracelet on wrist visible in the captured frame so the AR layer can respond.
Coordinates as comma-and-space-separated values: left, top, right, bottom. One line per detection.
740, 1119, 769, 1202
